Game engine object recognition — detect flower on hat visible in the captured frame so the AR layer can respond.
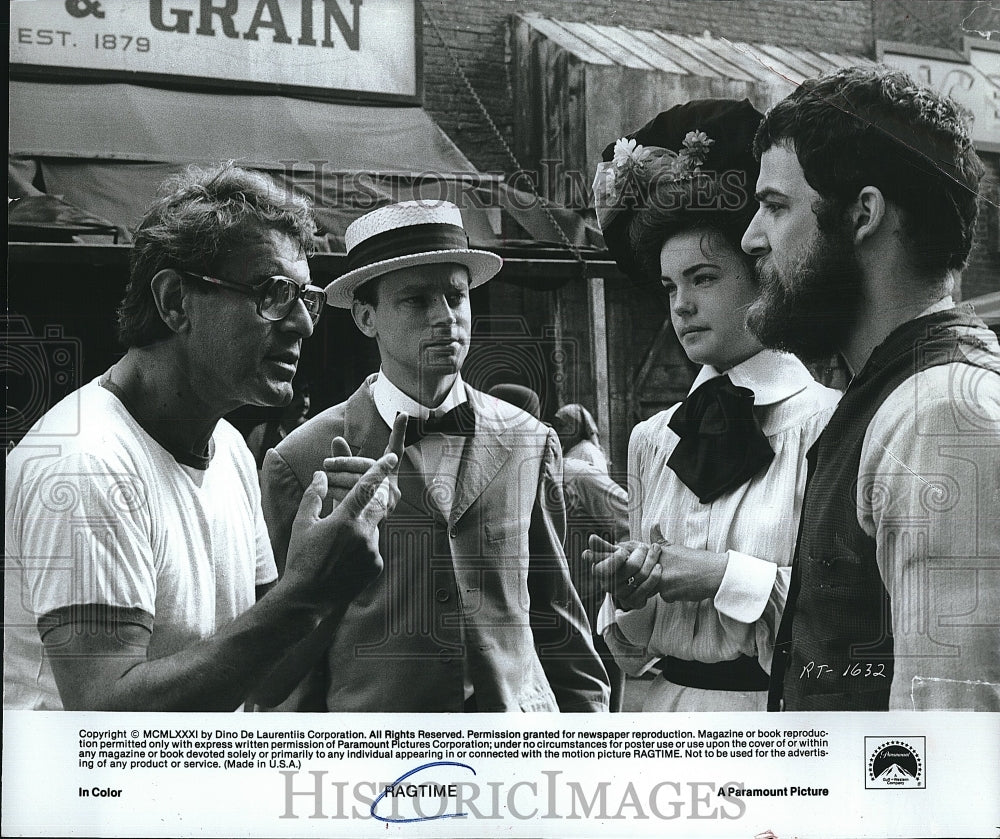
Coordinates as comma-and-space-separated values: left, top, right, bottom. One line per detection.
612, 137, 645, 171
682, 129, 714, 155
676, 130, 715, 172
602, 137, 661, 195
593, 129, 717, 233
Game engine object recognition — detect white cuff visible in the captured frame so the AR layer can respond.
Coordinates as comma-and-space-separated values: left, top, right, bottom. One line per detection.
714, 550, 778, 624
596, 592, 653, 648
595, 593, 616, 635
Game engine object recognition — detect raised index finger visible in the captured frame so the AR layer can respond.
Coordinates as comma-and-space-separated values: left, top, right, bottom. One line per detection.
385, 412, 407, 459
330, 435, 352, 458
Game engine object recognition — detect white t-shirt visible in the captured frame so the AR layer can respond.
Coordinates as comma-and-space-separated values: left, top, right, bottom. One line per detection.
4, 378, 277, 710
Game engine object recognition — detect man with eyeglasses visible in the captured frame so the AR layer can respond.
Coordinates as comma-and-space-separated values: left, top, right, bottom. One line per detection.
4, 163, 402, 711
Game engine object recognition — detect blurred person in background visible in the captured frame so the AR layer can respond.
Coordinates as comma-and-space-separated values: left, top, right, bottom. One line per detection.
553, 402, 610, 472
554, 403, 629, 711
487, 382, 542, 420
245, 378, 312, 470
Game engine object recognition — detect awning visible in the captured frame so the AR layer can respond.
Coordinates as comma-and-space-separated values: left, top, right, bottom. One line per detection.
517, 15, 872, 88
9, 81, 474, 172
8, 194, 119, 242
510, 14, 874, 204
9, 80, 604, 261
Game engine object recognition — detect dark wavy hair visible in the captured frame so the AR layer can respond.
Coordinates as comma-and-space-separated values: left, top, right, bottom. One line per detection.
754, 65, 984, 274
628, 174, 757, 284
119, 162, 316, 348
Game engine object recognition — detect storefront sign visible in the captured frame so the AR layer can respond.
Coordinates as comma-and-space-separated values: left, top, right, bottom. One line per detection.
9, 0, 418, 101
879, 39, 1000, 152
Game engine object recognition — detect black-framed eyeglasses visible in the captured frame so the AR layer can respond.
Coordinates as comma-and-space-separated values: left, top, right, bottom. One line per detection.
180, 271, 325, 326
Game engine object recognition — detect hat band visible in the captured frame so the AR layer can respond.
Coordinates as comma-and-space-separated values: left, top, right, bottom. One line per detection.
346, 223, 471, 272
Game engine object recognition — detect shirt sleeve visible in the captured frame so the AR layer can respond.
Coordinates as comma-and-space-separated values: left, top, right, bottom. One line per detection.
715, 551, 789, 675
859, 365, 1000, 710
626, 421, 648, 544
16, 453, 157, 628
714, 550, 780, 623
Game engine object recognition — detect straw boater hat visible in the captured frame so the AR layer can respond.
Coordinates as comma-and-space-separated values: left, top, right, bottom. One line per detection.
325, 200, 503, 308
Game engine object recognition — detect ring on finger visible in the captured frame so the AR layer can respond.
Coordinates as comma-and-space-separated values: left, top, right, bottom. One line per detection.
626, 575, 637, 589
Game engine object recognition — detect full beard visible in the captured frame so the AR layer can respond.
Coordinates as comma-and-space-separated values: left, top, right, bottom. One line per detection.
746, 227, 864, 360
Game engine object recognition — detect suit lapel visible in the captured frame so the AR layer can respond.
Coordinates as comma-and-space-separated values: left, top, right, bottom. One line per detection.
344, 377, 388, 458
449, 388, 512, 526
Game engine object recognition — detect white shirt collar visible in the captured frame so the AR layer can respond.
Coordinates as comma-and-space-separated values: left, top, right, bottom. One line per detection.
688, 349, 814, 407
917, 295, 954, 319
370, 368, 468, 428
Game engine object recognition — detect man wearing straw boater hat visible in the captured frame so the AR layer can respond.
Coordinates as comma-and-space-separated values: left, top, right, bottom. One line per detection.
260, 200, 609, 713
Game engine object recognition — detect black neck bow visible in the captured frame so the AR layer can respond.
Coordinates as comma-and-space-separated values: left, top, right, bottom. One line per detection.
403, 402, 476, 446
666, 375, 775, 504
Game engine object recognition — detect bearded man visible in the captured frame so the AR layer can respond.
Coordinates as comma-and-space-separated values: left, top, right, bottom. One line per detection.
741, 66, 1000, 711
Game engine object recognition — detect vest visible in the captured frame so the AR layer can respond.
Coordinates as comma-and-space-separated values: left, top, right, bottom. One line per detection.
770, 308, 997, 711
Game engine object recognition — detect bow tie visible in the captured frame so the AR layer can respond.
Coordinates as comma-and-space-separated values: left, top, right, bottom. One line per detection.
403, 402, 476, 446
666, 375, 775, 504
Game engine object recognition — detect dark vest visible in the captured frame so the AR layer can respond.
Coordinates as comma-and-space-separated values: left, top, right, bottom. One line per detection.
770, 309, 997, 711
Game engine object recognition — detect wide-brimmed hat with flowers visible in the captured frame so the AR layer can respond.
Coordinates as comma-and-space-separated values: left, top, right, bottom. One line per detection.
593, 98, 764, 280
325, 200, 503, 308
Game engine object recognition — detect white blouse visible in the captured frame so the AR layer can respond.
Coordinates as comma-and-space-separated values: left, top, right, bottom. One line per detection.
601, 350, 840, 682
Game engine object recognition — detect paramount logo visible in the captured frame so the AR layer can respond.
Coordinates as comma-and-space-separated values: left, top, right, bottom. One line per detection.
865, 737, 925, 790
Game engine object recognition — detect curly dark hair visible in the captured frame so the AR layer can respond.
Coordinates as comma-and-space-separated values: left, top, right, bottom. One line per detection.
754, 65, 985, 274
119, 162, 316, 348
628, 173, 757, 284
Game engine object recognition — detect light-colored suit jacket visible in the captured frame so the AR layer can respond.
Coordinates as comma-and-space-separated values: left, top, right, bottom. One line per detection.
260, 378, 610, 712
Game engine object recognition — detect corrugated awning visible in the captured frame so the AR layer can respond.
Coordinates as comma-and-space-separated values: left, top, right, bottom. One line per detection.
519, 14, 874, 88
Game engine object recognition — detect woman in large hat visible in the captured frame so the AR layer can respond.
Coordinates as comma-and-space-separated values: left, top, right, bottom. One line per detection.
589, 99, 840, 711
